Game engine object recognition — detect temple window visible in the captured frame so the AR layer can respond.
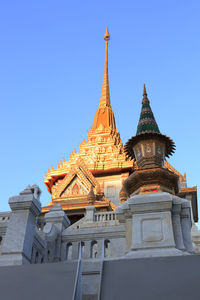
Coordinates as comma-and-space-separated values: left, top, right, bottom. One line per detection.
81, 241, 85, 258
91, 241, 98, 258
66, 242, 73, 260
104, 240, 111, 257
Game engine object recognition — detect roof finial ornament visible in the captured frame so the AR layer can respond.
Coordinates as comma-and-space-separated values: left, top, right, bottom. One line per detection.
98, 26, 111, 109
143, 84, 147, 96
92, 26, 116, 131
104, 26, 110, 41
142, 83, 149, 104
91, 27, 116, 131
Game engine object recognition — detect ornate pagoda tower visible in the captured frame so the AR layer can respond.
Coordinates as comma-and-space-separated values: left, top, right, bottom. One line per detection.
43, 29, 198, 224
123, 85, 198, 221
124, 84, 178, 196
43, 27, 133, 223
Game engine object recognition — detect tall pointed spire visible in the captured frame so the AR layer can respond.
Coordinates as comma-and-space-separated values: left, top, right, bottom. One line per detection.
99, 26, 110, 108
92, 27, 116, 131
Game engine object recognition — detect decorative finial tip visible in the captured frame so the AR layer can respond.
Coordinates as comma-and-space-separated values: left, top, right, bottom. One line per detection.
143, 84, 147, 96
104, 26, 110, 41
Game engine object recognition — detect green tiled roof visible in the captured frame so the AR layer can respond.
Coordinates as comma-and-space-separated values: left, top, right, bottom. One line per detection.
136, 85, 160, 135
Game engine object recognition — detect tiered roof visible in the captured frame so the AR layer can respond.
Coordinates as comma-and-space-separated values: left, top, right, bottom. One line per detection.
43, 28, 133, 213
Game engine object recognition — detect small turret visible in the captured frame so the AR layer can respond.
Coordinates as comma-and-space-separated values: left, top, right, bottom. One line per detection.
124, 85, 179, 196
125, 85, 175, 168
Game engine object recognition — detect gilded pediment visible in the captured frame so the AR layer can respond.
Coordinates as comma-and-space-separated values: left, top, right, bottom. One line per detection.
52, 159, 99, 200
61, 176, 88, 197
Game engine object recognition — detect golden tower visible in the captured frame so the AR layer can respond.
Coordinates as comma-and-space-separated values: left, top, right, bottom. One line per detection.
43, 28, 133, 223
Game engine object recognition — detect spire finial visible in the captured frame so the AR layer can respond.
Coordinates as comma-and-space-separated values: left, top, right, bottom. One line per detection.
99, 27, 111, 108
142, 83, 149, 104
104, 26, 110, 41
143, 84, 147, 96
91, 28, 116, 131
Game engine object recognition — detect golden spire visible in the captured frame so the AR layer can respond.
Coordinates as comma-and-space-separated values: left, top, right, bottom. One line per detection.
92, 27, 116, 131
99, 26, 111, 108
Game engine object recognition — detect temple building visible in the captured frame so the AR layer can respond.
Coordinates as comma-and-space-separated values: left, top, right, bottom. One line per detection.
0, 28, 200, 300
43, 27, 198, 224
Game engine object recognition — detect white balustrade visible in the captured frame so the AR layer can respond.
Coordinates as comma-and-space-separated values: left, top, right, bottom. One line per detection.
94, 211, 116, 222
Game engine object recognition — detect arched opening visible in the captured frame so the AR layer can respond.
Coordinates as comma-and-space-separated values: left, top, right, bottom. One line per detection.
66, 242, 73, 260
104, 240, 111, 257
81, 241, 85, 258
91, 241, 98, 258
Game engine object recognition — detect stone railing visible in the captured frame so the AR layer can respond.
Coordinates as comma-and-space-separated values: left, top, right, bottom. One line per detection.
94, 211, 116, 222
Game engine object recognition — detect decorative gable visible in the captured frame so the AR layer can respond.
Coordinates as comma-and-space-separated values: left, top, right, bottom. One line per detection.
61, 176, 88, 197
52, 159, 100, 200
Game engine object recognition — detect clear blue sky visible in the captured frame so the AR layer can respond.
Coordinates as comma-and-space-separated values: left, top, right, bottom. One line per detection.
0, 0, 200, 223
